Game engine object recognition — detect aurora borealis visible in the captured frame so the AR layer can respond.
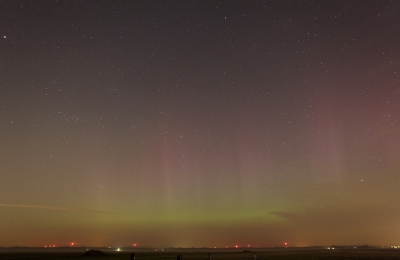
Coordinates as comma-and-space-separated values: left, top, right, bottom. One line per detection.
1, 1, 399, 248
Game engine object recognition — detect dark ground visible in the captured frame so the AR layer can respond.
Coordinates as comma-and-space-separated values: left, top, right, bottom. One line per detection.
1, 248, 400, 260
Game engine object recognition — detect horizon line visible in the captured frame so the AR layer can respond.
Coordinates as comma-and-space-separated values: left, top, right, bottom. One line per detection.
0, 203, 116, 214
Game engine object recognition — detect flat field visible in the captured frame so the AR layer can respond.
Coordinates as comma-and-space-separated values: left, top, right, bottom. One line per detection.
1, 249, 400, 260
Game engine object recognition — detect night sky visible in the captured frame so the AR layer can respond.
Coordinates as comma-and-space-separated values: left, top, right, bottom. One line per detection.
1, 0, 400, 248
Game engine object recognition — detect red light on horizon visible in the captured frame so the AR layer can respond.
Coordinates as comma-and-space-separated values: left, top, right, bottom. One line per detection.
133, 243, 137, 247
